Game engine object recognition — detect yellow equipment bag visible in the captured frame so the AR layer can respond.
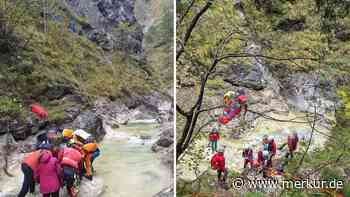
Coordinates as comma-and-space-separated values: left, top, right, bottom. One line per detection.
83, 143, 98, 152
63, 129, 74, 138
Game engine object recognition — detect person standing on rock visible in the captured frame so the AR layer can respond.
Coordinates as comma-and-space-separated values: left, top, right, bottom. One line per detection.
268, 136, 276, 164
58, 147, 83, 197
81, 137, 100, 180
242, 145, 253, 169
286, 131, 299, 159
18, 149, 50, 197
210, 148, 226, 183
257, 150, 270, 178
36, 151, 62, 197
208, 128, 220, 153
36, 128, 59, 150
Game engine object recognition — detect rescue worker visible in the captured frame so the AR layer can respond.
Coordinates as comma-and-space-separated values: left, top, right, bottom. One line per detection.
286, 131, 299, 159
18, 149, 50, 197
267, 136, 277, 166
242, 145, 253, 169
62, 129, 74, 144
72, 129, 91, 145
257, 150, 268, 167
211, 148, 226, 183
257, 150, 270, 177
208, 128, 220, 153
58, 147, 83, 197
219, 89, 248, 125
81, 138, 99, 180
262, 135, 270, 151
36, 128, 58, 150
36, 151, 62, 197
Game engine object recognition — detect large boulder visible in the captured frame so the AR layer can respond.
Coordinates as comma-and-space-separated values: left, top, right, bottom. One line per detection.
220, 63, 267, 91
151, 122, 174, 170
280, 73, 340, 114
70, 109, 105, 141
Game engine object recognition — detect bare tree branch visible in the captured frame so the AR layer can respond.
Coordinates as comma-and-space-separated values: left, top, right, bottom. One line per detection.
177, 0, 214, 60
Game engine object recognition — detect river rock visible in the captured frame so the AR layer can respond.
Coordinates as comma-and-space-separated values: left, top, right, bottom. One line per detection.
223, 63, 267, 91
152, 122, 173, 150
78, 177, 104, 197
280, 73, 340, 114
153, 186, 174, 197
70, 109, 105, 141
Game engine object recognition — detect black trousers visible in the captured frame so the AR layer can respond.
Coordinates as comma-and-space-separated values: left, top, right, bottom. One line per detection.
43, 190, 59, 197
18, 163, 35, 197
217, 168, 227, 182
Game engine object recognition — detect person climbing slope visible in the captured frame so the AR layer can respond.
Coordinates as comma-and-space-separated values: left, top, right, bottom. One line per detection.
286, 131, 299, 159
208, 128, 220, 153
18, 149, 51, 197
211, 148, 226, 183
242, 145, 253, 169
218, 89, 248, 125
36, 151, 62, 197
58, 147, 83, 197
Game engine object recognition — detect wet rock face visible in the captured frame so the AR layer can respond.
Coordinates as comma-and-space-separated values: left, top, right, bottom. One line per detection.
222, 63, 267, 91
152, 123, 174, 151
65, 0, 144, 53
96, 0, 137, 25
70, 109, 105, 141
280, 73, 340, 114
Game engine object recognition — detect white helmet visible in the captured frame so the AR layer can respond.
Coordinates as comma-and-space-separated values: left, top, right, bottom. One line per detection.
74, 129, 91, 140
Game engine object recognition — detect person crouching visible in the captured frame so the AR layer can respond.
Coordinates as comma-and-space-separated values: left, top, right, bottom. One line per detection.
18, 149, 49, 197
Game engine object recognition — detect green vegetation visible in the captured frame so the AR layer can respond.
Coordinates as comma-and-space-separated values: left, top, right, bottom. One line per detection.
177, 0, 350, 196
206, 79, 225, 89
0, 0, 173, 123
143, 0, 174, 90
0, 96, 23, 117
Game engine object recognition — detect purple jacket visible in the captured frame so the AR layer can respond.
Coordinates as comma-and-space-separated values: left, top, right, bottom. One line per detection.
37, 151, 62, 194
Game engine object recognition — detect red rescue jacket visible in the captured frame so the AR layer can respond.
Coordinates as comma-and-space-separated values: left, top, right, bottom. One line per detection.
209, 132, 220, 141
257, 151, 267, 166
269, 140, 277, 156
59, 147, 83, 169
287, 135, 299, 152
31, 104, 48, 120
211, 153, 225, 171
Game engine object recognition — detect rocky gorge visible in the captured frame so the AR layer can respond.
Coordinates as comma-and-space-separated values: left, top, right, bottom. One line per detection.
0, 0, 173, 196
176, 0, 350, 196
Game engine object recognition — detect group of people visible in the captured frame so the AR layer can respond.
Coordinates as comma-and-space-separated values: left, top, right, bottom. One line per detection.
210, 89, 300, 183
242, 133, 299, 176
18, 128, 100, 197
210, 129, 299, 183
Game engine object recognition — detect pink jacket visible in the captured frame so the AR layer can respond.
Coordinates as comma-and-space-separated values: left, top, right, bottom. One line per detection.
37, 151, 62, 194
